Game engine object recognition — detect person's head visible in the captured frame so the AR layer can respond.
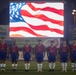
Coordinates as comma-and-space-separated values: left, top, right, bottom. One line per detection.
1, 37, 5, 43
50, 40, 55, 46
26, 40, 30, 45
73, 40, 76, 45
38, 39, 42, 45
12, 39, 16, 46
62, 40, 66, 46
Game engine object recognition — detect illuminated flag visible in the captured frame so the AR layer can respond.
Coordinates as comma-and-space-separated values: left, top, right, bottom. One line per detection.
9, 2, 64, 37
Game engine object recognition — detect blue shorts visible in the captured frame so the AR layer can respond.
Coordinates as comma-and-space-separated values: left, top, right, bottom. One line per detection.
0, 51, 6, 60
48, 54, 56, 62
60, 53, 68, 62
0, 52, 1, 59
71, 53, 76, 62
11, 53, 18, 61
36, 53, 44, 63
24, 53, 31, 61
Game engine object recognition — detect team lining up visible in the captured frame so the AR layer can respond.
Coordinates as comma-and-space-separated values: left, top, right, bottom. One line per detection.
0, 37, 76, 72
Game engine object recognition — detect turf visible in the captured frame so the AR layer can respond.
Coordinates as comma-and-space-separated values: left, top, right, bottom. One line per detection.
0, 61, 76, 75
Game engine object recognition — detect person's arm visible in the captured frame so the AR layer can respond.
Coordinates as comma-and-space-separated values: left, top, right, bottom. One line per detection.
56, 47, 58, 60
67, 46, 70, 60
46, 47, 49, 57
31, 47, 35, 60
29, 45, 32, 57
23, 45, 25, 56
43, 45, 45, 56
55, 47, 57, 55
58, 46, 61, 60
59, 46, 61, 55
17, 46, 19, 58
34, 45, 37, 56
34, 46, 36, 56
6, 43, 9, 58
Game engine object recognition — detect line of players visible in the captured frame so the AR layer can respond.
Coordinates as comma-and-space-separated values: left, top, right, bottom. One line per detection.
0, 37, 76, 72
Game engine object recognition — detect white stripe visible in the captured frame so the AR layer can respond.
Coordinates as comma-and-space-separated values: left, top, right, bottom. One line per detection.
21, 5, 63, 21
31, 3, 64, 10
31, 31, 63, 37
21, 16, 64, 30
10, 21, 64, 30
10, 22, 30, 28
10, 31, 35, 37
10, 30, 63, 37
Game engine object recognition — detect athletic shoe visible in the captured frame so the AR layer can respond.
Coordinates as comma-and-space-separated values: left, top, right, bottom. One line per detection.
65, 70, 67, 72
49, 69, 52, 72
52, 69, 54, 71
40, 70, 42, 72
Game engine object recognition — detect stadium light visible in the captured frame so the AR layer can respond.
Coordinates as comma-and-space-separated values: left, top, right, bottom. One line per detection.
72, 9, 76, 26
72, 9, 76, 15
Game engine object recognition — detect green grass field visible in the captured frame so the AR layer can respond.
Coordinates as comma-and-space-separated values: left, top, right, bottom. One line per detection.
0, 61, 76, 75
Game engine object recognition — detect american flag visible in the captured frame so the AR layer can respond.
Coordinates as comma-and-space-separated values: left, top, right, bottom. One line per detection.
9, 2, 64, 37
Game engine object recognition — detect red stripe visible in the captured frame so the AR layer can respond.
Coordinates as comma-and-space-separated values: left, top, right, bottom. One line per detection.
10, 25, 63, 35
27, 3, 64, 16
21, 10, 64, 26
41, 7, 64, 16
10, 27, 43, 36
27, 23, 63, 35
27, 3, 40, 11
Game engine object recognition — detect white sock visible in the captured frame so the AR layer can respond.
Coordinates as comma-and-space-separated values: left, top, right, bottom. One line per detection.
72, 63, 75, 70
49, 63, 52, 69
0, 64, 3, 68
37, 64, 40, 71
52, 63, 55, 69
27, 63, 30, 70
75, 63, 76, 70
12, 64, 14, 69
15, 64, 18, 67
3, 64, 6, 68
64, 63, 67, 71
25, 63, 28, 70
15, 64, 18, 69
0, 64, 1, 68
2, 64, 6, 70
62, 62, 65, 71
40, 63, 42, 70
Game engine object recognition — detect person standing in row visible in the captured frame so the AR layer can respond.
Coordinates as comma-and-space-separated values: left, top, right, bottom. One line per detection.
23, 40, 32, 72
11, 39, 19, 71
47, 40, 57, 71
59, 40, 69, 72
35, 39, 45, 72
0, 37, 8, 71
70, 40, 76, 71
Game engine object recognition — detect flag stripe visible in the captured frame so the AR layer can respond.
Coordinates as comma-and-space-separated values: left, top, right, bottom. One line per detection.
22, 16, 64, 30
27, 3, 64, 16
21, 10, 64, 26
10, 22, 63, 30
27, 24, 64, 34
10, 27, 63, 35
31, 3, 64, 10
10, 27, 43, 36
10, 30, 63, 37
21, 5, 63, 21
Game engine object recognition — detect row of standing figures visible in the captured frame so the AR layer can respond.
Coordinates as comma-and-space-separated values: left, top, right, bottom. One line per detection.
0, 37, 76, 72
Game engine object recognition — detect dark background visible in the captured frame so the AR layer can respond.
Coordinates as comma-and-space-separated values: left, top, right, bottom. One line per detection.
0, 0, 76, 41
